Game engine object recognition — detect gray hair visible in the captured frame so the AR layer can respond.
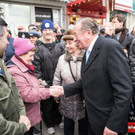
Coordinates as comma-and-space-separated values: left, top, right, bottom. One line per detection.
0, 26, 4, 37
75, 17, 99, 34
0, 18, 7, 37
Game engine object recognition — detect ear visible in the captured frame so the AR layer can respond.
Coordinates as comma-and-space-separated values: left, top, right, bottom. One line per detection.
87, 29, 92, 36
121, 22, 124, 27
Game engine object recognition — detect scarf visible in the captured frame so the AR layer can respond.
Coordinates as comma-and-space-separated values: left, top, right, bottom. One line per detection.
115, 27, 127, 44
15, 55, 34, 72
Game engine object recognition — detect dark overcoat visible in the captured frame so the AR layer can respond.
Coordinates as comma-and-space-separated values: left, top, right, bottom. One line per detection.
64, 35, 133, 135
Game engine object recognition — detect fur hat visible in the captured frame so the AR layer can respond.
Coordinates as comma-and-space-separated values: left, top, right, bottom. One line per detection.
62, 29, 74, 41
41, 19, 54, 32
14, 38, 35, 56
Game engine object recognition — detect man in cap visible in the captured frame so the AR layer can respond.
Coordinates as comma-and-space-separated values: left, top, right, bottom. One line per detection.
28, 29, 40, 45
33, 19, 64, 135
0, 18, 31, 134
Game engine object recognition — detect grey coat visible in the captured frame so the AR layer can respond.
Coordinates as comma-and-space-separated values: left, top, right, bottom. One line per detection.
53, 50, 85, 121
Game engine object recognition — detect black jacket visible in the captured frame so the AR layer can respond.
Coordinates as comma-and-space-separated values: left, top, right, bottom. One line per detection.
64, 35, 132, 135
112, 33, 134, 51
129, 39, 135, 96
33, 40, 64, 86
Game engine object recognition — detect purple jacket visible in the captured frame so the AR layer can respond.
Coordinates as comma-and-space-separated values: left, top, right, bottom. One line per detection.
7, 56, 50, 126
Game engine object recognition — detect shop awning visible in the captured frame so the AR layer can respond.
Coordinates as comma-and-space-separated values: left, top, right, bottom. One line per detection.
115, 3, 133, 13
67, 0, 106, 12
67, 0, 85, 6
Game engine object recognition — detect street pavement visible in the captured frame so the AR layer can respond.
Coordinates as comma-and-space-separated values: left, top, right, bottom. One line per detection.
35, 121, 128, 135
35, 120, 64, 135
35, 120, 78, 135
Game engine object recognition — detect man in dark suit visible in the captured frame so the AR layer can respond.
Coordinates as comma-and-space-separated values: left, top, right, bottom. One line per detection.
51, 18, 132, 135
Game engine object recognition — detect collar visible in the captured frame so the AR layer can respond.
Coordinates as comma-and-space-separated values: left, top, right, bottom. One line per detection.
87, 34, 99, 52
64, 49, 85, 62
15, 55, 34, 72
0, 68, 4, 75
39, 36, 55, 44
10, 56, 30, 73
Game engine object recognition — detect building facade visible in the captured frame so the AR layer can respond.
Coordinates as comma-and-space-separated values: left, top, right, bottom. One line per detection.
110, 0, 134, 31
67, 0, 107, 26
0, 0, 67, 36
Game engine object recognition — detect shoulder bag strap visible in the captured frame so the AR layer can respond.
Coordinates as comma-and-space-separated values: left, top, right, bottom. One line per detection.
68, 61, 76, 82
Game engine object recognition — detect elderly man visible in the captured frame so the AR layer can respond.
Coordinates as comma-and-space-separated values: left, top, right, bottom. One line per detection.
51, 18, 133, 135
0, 18, 31, 134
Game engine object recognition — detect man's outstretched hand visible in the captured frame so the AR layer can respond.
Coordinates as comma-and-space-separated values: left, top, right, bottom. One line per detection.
49, 86, 64, 97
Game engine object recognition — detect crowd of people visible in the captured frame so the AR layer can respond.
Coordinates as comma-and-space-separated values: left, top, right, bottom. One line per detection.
0, 13, 135, 135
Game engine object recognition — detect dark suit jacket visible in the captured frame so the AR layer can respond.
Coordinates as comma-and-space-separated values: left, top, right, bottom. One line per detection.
64, 35, 133, 135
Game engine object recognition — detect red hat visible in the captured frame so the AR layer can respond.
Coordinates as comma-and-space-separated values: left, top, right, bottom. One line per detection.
18, 26, 25, 30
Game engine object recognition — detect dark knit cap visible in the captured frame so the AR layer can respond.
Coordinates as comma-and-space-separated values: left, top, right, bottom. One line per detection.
28, 29, 40, 38
41, 19, 54, 32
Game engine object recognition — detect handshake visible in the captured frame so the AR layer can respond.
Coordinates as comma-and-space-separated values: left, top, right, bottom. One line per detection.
49, 86, 64, 97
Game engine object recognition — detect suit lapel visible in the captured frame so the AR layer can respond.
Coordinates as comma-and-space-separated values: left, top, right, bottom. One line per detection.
82, 35, 103, 73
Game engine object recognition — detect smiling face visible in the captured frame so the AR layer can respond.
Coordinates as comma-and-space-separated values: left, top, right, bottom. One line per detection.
42, 29, 53, 42
19, 50, 35, 65
74, 22, 92, 50
65, 39, 78, 55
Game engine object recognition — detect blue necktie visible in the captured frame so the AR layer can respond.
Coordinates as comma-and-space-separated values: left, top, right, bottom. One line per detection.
85, 50, 90, 64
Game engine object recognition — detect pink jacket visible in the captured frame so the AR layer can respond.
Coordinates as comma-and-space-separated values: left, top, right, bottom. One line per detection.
7, 56, 50, 126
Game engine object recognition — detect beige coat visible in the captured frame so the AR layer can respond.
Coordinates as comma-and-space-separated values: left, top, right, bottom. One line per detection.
53, 50, 85, 121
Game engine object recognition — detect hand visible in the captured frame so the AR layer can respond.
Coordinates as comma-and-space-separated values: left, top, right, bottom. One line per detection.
38, 79, 47, 88
19, 115, 31, 131
103, 127, 118, 135
49, 86, 64, 97
83, 100, 85, 108
56, 100, 60, 103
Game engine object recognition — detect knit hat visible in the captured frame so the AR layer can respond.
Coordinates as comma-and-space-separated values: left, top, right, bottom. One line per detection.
62, 29, 74, 41
28, 29, 40, 38
14, 38, 35, 56
41, 19, 54, 32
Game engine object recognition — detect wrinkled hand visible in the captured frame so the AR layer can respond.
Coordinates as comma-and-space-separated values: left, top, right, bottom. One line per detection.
49, 86, 64, 97
103, 127, 117, 135
19, 115, 31, 131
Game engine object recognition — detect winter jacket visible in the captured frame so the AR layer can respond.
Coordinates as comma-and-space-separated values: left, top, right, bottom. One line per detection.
5, 37, 15, 62
112, 32, 134, 51
33, 38, 65, 86
0, 58, 27, 135
53, 50, 85, 121
7, 56, 50, 126
129, 39, 135, 96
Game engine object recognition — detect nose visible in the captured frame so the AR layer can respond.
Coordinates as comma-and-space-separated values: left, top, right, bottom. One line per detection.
29, 37, 33, 41
66, 43, 69, 48
46, 29, 50, 33
31, 56, 34, 61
